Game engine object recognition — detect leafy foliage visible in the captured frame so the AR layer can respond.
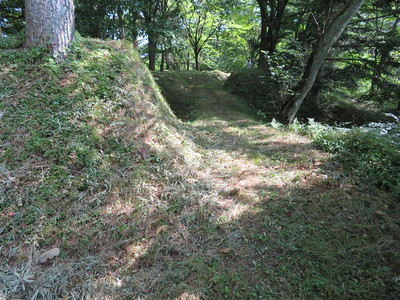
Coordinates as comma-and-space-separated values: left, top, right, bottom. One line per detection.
289, 119, 400, 195
0, 0, 24, 35
0, 31, 24, 49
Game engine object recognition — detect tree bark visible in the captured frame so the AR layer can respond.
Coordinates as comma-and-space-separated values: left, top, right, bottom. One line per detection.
160, 50, 165, 71
194, 47, 200, 71
25, 0, 74, 59
256, 0, 288, 68
282, 0, 366, 123
307, 65, 324, 111
117, 5, 125, 39
165, 52, 170, 70
148, 29, 157, 71
257, 0, 268, 68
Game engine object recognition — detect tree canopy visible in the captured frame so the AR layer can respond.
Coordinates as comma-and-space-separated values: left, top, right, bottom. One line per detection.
2, 0, 399, 120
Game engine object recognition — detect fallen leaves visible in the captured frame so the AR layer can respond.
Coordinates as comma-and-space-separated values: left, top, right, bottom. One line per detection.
38, 247, 60, 264
219, 248, 233, 254
156, 225, 171, 235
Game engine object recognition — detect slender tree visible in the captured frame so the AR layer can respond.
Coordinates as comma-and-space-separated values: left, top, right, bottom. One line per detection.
256, 0, 288, 67
182, 0, 223, 70
282, 0, 366, 123
299, 0, 335, 113
25, 0, 75, 59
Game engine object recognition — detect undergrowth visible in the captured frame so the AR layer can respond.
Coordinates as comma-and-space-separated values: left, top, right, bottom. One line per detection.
287, 119, 400, 195
0, 32, 25, 50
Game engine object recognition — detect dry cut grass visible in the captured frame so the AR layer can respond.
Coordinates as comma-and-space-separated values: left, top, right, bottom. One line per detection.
0, 42, 399, 299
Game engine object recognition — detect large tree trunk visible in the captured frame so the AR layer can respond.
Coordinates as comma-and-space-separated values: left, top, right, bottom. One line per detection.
305, 63, 325, 114
282, 0, 365, 123
25, 0, 74, 59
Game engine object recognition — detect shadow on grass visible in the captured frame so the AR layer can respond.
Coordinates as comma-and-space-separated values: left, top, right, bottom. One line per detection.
111, 155, 400, 299
1, 48, 399, 299
107, 116, 400, 299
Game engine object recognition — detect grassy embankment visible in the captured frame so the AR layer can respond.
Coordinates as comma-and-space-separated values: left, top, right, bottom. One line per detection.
1, 38, 399, 299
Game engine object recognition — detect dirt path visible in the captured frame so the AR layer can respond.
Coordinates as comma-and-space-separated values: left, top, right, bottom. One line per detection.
122, 72, 399, 299
144, 74, 399, 299
156, 78, 341, 298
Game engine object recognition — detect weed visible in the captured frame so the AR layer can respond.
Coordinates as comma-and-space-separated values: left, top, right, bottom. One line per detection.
286, 119, 400, 195
1, 264, 34, 294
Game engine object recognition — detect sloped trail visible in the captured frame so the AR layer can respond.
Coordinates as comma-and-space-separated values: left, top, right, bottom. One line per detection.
143, 74, 399, 299
153, 77, 338, 298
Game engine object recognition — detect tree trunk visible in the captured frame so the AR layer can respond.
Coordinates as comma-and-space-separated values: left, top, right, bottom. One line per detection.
306, 63, 325, 113
165, 53, 170, 70
160, 50, 165, 71
194, 48, 200, 71
117, 5, 125, 39
148, 30, 157, 71
282, 0, 366, 123
257, 0, 268, 68
131, 10, 140, 47
25, 0, 74, 59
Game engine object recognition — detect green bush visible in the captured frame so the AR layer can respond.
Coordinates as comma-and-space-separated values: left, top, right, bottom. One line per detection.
224, 69, 280, 115
0, 31, 24, 49
319, 129, 399, 194
289, 119, 400, 195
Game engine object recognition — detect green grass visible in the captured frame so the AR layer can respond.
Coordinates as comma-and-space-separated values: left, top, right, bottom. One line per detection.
153, 70, 256, 121
1, 39, 399, 299
289, 119, 400, 195
317, 91, 394, 125
0, 37, 193, 298
248, 188, 400, 299
154, 70, 400, 299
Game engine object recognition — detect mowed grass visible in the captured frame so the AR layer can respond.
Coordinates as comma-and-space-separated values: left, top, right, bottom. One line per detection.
156, 71, 400, 299
0, 39, 208, 299
0, 39, 399, 299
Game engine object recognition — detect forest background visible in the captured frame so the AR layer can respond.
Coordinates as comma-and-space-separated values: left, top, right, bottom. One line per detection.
1, 0, 400, 122
1, 1, 400, 299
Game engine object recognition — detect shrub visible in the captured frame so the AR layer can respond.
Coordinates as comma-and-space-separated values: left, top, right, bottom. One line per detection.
0, 31, 24, 49
224, 69, 280, 115
288, 119, 400, 195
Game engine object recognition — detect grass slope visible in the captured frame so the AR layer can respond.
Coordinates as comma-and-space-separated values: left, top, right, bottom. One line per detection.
0, 38, 201, 299
0, 40, 399, 299
153, 70, 253, 121
156, 71, 400, 299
